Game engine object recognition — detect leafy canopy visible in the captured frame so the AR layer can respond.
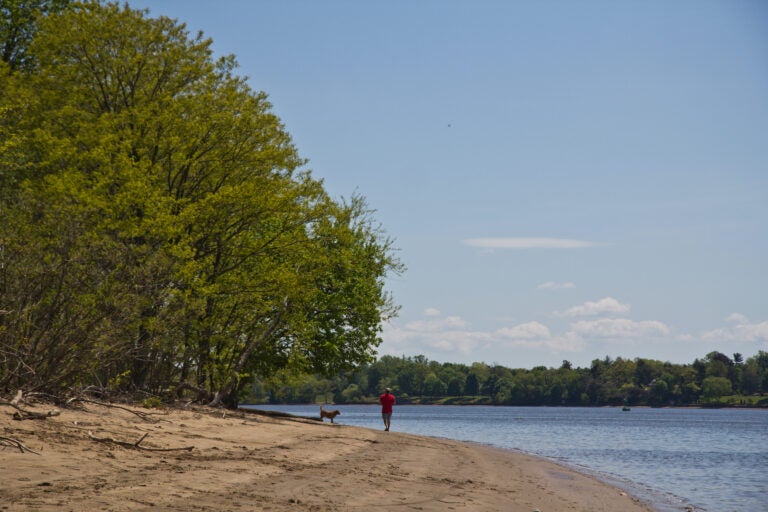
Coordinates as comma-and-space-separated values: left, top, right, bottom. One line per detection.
0, 1, 403, 407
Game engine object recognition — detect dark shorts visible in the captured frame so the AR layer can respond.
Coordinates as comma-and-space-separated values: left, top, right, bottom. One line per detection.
382, 412, 392, 420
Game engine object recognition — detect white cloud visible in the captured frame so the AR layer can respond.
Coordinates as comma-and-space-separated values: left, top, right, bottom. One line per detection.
726, 313, 748, 324
497, 321, 551, 340
537, 281, 576, 290
702, 317, 768, 343
494, 322, 584, 352
543, 332, 587, 352
381, 306, 681, 363
462, 237, 606, 249
404, 315, 467, 332
423, 330, 491, 354
559, 297, 630, 317
382, 311, 586, 357
569, 318, 670, 339
382, 316, 488, 355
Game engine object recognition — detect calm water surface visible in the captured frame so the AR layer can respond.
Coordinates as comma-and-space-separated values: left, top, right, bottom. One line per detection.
244, 404, 767, 512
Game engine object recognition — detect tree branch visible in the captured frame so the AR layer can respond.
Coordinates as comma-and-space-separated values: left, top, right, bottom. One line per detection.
87, 431, 193, 452
0, 436, 41, 455
66, 397, 166, 422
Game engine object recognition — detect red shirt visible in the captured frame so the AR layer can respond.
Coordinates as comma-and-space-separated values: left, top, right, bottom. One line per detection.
379, 392, 395, 413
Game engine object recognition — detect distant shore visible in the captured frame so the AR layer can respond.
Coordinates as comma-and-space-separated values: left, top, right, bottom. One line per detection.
1, 402, 655, 511
249, 396, 768, 409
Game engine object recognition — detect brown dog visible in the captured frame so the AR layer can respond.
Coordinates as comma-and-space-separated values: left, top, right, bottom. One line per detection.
320, 405, 340, 423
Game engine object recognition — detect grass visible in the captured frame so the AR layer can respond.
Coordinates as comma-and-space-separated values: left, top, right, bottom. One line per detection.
701, 394, 768, 407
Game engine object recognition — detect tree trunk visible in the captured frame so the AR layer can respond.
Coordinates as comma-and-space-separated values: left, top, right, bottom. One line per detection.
207, 298, 289, 408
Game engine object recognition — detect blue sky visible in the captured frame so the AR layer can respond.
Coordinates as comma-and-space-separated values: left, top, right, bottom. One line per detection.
132, 1, 767, 368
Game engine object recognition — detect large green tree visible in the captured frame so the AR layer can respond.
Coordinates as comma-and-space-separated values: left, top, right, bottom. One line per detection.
0, 1, 402, 407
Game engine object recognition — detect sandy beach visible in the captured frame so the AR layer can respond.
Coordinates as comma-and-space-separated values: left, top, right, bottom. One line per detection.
1, 401, 654, 511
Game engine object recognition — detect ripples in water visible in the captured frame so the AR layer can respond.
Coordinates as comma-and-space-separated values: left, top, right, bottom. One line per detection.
244, 404, 767, 512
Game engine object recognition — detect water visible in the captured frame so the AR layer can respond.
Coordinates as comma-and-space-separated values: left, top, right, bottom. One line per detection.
242, 404, 768, 512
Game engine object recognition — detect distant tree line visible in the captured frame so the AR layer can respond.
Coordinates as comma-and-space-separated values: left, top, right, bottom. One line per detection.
252, 351, 768, 407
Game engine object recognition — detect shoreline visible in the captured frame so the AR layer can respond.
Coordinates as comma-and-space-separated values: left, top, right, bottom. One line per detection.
2, 402, 655, 511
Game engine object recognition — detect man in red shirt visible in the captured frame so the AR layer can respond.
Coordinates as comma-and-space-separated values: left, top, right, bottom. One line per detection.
379, 387, 396, 431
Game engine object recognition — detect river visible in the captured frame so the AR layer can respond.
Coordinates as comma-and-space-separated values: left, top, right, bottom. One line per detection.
242, 404, 767, 512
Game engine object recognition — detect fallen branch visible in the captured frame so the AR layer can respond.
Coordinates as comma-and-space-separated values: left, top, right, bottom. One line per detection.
87, 431, 193, 452
238, 407, 323, 422
66, 397, 165, 422
0, 436, 41, 455
1, 390, 61, 420
12, 408, 60, 420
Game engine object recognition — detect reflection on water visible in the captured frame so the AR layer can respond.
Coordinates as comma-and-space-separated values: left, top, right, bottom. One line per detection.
243, 404, 767, 512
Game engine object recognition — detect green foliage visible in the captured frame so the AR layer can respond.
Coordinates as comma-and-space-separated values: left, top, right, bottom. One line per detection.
0, 1, 402, 407
141, 396, 163, 409
702, 376, 732, 401
109, 370, 132, 391
0, 0, 71, 69
340, 383, 363, 403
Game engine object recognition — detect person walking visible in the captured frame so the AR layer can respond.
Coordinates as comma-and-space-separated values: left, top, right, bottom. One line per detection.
379, 387, 396, 431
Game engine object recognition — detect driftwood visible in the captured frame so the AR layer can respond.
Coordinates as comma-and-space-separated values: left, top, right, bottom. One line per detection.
87, 431, 193, 452
1, 391, 191, 455
1, 391, 61, 420
66, 397, 166, 422
12, 408, 61, 420
238, 406, 322, 422
0, 435, 41, 455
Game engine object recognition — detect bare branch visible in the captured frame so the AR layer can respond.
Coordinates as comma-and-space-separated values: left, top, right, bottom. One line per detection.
66, 397, 166, 422
87, 431, 193, 452
0, 436, 41, 455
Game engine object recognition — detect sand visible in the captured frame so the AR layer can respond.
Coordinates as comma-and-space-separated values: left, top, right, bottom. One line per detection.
0, 400, 655, 511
